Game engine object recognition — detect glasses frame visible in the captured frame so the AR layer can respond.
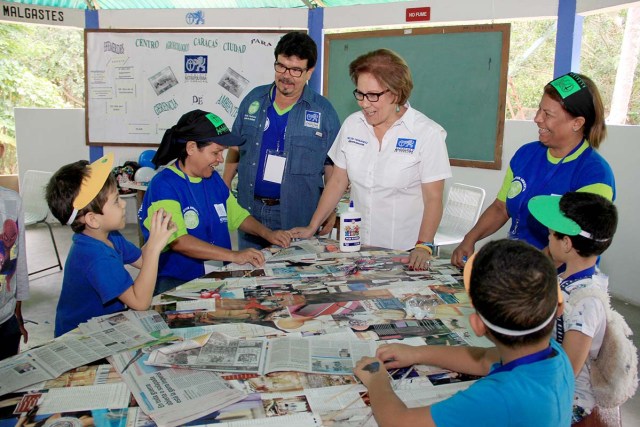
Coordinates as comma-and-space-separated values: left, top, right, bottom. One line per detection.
274, 61, 307, 78
352, 89, 391, 102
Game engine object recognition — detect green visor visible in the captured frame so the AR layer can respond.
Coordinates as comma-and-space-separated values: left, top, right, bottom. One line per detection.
529, 195, 588, 238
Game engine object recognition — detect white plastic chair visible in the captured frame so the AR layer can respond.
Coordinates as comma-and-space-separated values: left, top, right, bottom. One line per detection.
21, 170, 63, 275
434, 183, 486, 256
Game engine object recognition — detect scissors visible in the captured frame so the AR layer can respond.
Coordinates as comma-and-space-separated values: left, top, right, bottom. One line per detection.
121, 348, 144, 374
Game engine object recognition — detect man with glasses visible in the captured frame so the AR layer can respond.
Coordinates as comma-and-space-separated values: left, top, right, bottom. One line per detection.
224, 31, 340, 250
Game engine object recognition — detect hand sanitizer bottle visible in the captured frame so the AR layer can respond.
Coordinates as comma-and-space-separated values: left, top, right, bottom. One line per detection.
340, 200, 361, 252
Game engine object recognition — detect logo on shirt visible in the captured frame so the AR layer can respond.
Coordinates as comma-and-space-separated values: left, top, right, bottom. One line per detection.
347, 136, 368, 146
304, 110, 321, 129
507, 177, 527, 199
248, 101, 260, 115
394, 138, 416, 154
0, 218, 18, 284
214, 203, 228, 223
183, 207, 200, 229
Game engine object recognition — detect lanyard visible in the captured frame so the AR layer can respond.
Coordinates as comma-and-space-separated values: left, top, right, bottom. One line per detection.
559, 265, 596, 292
489, 345, 555, 376
269, 86, 288, 152
512, 139, 585, 232
556, 265, 596, 343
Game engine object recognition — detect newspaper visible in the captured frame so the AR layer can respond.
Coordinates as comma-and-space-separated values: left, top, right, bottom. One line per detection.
109, 349, 246, 427
146, 334, 377, 376
79, 310, 172, 336
0, 322, 155, 397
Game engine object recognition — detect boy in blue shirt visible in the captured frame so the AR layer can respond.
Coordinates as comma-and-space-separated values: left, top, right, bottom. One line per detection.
46, 153, 176, 336
354, 239, 574, 426
529, 192, 629, 423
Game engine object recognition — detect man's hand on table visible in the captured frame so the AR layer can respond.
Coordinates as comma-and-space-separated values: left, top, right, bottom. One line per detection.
265, 229, 292, 248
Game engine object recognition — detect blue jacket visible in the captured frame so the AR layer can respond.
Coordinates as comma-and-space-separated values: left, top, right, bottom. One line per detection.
232, 83, 340, 229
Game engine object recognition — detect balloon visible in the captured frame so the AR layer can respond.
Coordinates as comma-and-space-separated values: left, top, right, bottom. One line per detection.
138, 149, 157, 168
134, 166, 156, 183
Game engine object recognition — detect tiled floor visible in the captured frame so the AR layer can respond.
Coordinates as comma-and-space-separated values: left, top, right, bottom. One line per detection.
22, 223, 640, 425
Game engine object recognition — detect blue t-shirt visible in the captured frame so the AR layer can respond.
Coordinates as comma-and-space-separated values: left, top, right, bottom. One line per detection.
138, 165, 249, 283
497, 141, 615, 249
55, 232, 141, 337
431, 340, 574, 427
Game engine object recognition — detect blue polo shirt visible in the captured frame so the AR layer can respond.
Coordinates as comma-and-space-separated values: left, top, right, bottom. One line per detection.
497, 140, 615, 248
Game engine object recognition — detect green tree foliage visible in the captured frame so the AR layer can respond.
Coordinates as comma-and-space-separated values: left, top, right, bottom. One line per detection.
582, 9, 640, 125
0, 22, 83, 174
507, 9, 639, 125
507, 19, 557, 119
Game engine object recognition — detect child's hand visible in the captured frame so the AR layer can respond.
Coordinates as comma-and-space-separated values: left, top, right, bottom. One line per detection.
376, 343, 419, 369
145, 209, 176, 254
354, 357, 389, 388
232, 248, 266, 267
266, 229, 292, 248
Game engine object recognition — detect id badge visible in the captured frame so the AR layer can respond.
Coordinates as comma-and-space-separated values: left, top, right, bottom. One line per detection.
263, 150, 287, 184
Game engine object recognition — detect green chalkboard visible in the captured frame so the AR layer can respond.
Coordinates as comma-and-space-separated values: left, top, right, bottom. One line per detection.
324, 24, 509, 169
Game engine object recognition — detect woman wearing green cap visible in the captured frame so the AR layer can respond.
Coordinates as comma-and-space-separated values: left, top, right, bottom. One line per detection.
451, 72, 615, 267
139, 110, 292, 294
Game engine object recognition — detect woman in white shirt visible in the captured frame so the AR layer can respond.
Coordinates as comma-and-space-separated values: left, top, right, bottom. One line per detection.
291, 49, 451, 269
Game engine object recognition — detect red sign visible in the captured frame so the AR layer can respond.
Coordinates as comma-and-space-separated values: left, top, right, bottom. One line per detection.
406, 7, 431, 22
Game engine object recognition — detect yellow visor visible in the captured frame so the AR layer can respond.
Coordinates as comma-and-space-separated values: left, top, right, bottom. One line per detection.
66, 153, 114, 225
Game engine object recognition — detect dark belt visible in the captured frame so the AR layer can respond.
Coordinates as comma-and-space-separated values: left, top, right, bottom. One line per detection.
254, 195, 280, 206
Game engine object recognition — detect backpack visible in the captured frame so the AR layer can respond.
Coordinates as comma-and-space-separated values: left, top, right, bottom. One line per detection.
569, 286, 638, 408
112, 161, 140, 195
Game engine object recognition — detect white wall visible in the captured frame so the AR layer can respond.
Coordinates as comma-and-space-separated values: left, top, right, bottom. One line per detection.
598, 126, 640, 304
14, 108, 88, 181
98, 7, 308, 29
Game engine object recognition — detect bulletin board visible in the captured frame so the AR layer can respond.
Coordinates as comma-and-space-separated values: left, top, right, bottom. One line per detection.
85, 29, 293, 146
324, 24, 510, 169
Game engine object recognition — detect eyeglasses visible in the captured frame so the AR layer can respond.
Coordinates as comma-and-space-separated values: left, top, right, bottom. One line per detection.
353, 89, 390, 102
274, 62, 307, 78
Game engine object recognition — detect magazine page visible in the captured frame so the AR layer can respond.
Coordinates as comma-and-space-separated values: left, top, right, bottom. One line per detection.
264, 337, 376, 375
0, 388, 133, 427
307, 338, 377, 375
37, 382, 131, 414
109, 349, 246, 427
0, 327, 156, 397
79, 310, 173, 344
145, 333, 267, 374
210, 412, 323, 427
193, 334, 267, 373
0, 353, 56, 397
263, 338, 310, 374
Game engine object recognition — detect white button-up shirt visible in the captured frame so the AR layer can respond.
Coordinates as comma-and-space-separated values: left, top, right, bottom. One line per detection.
329, 106, 451, 250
